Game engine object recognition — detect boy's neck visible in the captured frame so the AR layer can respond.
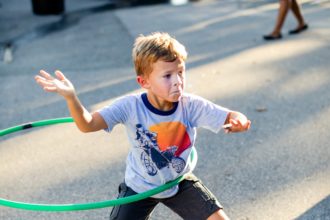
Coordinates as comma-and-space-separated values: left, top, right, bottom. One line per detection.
146, 92, 175, 111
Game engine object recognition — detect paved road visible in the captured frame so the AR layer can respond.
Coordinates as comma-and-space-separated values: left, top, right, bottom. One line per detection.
1, 0, 330, 219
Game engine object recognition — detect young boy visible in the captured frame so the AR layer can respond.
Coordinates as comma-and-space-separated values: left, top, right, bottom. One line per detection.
35, 32, 250, 220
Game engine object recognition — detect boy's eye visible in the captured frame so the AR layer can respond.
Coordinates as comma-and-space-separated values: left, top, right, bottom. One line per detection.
163, 74, 171, 78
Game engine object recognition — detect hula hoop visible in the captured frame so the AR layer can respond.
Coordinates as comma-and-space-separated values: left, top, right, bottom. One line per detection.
0, 117, 197, 212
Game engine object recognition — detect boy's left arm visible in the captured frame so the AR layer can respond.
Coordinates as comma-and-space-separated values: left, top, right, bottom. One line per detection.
223, 111, 251, 133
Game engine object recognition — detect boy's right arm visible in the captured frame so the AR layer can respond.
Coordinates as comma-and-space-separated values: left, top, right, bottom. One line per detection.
35, 70, 107, 133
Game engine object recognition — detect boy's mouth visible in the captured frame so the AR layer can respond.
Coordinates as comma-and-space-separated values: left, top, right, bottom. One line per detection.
171, 90, 182, 95
172, 87, 183, 94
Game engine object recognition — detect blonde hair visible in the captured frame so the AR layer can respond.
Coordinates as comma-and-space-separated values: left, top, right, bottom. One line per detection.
132, 32, 187, 77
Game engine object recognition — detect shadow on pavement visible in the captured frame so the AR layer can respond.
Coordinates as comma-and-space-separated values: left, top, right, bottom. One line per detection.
0, 0, 329, 219
295, 195, 330, 220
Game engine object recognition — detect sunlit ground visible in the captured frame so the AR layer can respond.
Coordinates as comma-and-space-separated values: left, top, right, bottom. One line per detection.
0, 0, 329, 219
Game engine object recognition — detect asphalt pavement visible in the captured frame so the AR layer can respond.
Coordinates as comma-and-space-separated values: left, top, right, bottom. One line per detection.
0, 0, 330, 219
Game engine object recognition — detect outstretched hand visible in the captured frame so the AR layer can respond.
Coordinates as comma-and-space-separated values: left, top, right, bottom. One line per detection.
223, 111, 251, 133
35, 70, 75, 99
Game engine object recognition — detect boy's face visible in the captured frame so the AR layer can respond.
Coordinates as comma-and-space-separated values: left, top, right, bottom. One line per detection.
137, 58, 185, 110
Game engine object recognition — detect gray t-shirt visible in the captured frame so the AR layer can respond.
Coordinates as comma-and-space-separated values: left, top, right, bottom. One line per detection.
98, 93, 229, 198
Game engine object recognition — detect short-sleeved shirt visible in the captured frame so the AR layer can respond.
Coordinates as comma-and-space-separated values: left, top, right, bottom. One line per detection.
98, 93, 229, 198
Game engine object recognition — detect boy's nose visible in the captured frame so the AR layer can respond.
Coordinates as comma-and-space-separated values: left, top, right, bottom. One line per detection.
173, 74, 183, 86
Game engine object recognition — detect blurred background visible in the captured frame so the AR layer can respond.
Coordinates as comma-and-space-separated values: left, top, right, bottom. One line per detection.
1, 0, 330, 219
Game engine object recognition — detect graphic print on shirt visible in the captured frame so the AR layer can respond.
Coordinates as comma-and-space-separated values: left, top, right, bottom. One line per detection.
135, 122, 191, 176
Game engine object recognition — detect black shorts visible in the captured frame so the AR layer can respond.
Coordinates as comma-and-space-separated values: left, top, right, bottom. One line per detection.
110, 174, 223, 220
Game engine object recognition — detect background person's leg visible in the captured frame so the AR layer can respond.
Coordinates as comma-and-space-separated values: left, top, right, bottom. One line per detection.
289, 0, 308, 33
264, 0, 290, 39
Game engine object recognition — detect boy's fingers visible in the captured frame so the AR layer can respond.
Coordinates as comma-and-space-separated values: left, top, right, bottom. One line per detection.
39, 70, 53, 80
222, 124, 232, 133
229, 119, 238, 125
222, 124, 232, 129
246, 120, 251, 129
224, 118, 250, 133
43, 86, 57, 92
35, 75, 51, 85
35, 77, 56, 91
55, 70, 66, 80
34, 75, 44, 82
38, 80, 54, 88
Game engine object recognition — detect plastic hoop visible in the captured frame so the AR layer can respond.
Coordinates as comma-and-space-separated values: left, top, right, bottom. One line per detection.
0, 117, 196, 211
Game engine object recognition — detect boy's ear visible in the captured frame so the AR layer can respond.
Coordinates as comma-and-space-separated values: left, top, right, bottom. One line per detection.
137, 75, 150, 89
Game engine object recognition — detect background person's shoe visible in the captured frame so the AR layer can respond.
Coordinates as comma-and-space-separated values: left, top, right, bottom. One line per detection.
263, 33, 282, 40
289, 24, 308, 34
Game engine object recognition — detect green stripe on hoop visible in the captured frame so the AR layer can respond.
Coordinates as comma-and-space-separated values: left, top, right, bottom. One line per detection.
0, 117, 74, 136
